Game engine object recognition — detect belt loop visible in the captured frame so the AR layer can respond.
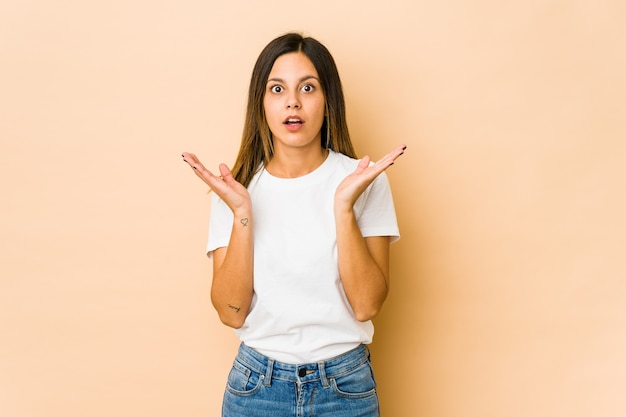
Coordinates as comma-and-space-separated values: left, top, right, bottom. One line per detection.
318, 361, 330, 388
264, 358, 274, 387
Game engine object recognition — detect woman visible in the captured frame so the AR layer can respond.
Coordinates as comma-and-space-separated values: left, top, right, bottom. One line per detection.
183, 32, 405, 417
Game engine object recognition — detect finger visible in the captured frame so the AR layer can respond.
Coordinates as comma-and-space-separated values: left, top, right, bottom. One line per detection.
391, 144, 407, 160
374, 144, 407, 168
383, 144, 406, 162
188, 158, 210, 175
218, 163, 235, 182
181, 152, 200, 164
194, 164, 221, 187
358, 145, 406, 181
354, 156, 371, 174
182, 153, 206, 173
182, 154, 224, 188
181, 152, 214, 177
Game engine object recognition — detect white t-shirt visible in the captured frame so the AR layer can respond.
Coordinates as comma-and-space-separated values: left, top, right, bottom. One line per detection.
206, 150, 399, 363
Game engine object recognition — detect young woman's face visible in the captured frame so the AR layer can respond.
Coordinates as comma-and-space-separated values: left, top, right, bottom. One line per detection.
263, 52, 326, 153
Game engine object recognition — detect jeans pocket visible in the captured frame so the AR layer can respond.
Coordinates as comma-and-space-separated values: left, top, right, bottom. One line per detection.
225, 360, 264, 396
330, 361, 378, 399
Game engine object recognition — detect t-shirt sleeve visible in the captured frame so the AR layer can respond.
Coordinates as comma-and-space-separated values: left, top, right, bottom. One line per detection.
206, 192, 234, 258
354, 171, 400, 243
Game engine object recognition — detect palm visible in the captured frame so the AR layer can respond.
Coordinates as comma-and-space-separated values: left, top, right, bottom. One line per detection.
335, 144, 406, 209
182, 152, 251, 213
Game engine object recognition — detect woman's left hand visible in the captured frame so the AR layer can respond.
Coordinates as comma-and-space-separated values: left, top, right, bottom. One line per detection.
334, 144, 406, 212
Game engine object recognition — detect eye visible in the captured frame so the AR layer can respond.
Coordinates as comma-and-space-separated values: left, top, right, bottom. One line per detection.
270, 85, 283, 93
301, 83, 315, 93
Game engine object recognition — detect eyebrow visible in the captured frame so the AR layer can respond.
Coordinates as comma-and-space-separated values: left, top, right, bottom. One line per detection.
266, 75, 320, 84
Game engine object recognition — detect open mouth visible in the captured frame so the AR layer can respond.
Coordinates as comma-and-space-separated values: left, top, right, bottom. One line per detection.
283, 117, 304, 125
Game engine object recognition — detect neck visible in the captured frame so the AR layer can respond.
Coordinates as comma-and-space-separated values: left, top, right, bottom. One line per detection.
266, 146, 329, 178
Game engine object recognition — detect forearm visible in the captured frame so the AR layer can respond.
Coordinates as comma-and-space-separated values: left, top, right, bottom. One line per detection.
211, 210, 254, 328
334, 208, 390, 322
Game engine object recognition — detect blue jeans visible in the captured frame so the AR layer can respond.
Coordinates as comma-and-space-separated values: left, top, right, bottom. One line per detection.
222, 343, 380, 417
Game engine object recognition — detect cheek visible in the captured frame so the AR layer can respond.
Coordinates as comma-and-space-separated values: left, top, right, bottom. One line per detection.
316, 96, 326, 115
313, 98, 326, 122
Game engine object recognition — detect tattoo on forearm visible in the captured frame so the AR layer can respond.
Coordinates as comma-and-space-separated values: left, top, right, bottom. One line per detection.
228, 304, 241, 313
240, 218, 249, 227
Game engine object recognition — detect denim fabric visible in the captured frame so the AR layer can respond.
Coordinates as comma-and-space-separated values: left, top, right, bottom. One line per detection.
222, 343, 380, 417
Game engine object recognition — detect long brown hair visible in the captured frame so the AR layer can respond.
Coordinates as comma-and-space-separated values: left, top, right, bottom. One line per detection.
231, 33, 356, 188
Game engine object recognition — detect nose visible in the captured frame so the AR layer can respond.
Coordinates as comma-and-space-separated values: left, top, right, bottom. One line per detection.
286, 92, 300, 109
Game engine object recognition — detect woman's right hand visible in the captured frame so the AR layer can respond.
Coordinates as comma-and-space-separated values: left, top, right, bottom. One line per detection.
183, 152, 254, 329
182, 152, 251, 215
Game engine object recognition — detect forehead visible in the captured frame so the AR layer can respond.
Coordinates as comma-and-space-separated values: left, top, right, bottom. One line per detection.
268, 52, 319, 80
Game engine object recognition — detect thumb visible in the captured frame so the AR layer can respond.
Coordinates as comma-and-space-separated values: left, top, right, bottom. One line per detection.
218, 164, 234, 180
355, 156, 370, 173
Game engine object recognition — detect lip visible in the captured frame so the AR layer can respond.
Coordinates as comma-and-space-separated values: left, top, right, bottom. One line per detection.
283, 115, 305, 131
283, 115, 304, 124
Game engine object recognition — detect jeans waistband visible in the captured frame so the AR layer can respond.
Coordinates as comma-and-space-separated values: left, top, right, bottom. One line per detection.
235, 343, 370, 387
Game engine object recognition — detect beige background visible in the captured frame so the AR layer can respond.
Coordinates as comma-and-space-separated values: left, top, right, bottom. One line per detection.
2, 0, 625, 416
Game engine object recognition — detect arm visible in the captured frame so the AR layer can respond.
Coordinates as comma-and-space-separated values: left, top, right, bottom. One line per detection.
210, 210, 254, 329
182, 153, 254, 328
334, 144, 405, 321
335, 213, 391, 321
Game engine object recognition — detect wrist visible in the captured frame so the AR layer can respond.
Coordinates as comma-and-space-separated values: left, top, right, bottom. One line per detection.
232, 201, 252, 217
334, 202, 355, 217
233, 206, 253, 224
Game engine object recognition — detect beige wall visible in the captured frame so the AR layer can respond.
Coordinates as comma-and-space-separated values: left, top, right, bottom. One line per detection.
2, 1, 625, 416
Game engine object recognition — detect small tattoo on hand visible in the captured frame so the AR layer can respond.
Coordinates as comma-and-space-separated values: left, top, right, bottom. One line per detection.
240, 218, 249, 227
228, 304, 241, 313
